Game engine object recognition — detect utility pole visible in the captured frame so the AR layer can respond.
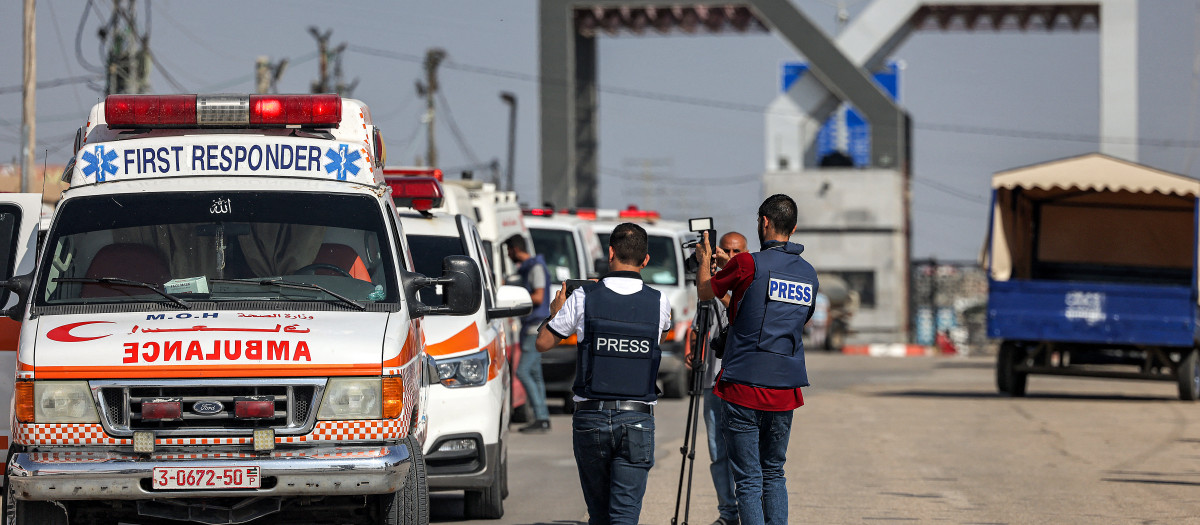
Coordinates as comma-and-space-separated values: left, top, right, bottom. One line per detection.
255, 56, 288, 94
415, 48, 446, 168
500, 92, 517, 192
21, 0, 35, 193
102, 0, 150, 95
309, 27, 332, 93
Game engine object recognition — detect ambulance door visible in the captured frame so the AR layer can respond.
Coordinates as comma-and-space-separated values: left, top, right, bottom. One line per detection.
0, 193, 43, 483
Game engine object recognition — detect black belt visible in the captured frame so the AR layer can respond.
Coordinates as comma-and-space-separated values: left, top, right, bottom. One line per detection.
575, 400, 653, 414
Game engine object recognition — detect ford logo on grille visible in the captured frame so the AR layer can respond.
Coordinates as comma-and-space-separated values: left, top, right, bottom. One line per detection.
192, 400, 224, 415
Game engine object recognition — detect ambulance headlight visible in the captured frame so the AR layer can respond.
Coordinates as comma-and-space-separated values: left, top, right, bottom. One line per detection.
435, 351, 489, 388
317, 378, 382, 420
35, 381, 99, 423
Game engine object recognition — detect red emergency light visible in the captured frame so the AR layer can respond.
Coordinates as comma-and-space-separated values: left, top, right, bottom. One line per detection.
105, 94, 342, 129
524, 207, 555, 217
141, 399, 182, 421
382, 167, 443, 182
619, 205, 660, 221
559, 208, 597, 220
387, 176, 445, 211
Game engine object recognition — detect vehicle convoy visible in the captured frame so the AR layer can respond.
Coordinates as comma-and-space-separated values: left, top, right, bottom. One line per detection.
593, 216, 698, 398
522, 210, 606, 409
436, 177, 537, 414
985, 154, 1200, 400
0, 94, 486, 525
388, 174, 532, 519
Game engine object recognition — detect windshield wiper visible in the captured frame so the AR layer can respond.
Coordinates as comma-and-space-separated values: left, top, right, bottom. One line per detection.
209, 278, 367, 311
54, 277, 190, 309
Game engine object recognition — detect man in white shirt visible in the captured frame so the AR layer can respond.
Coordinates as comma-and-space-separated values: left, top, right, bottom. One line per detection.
536, 222, 672, 525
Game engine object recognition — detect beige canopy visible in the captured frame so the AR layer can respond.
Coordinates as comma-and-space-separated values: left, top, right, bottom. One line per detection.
988, 153, 1200, 283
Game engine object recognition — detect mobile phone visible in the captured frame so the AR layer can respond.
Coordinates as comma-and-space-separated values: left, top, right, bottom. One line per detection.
563, 279, 592, 298
689, 217, 716, 252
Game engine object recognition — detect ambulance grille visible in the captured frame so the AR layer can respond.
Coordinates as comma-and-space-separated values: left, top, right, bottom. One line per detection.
94, 379, 324, 437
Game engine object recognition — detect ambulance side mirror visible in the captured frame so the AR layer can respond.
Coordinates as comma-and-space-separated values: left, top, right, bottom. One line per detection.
488, 285, 532, 320
0, 273, 33, 321
407, 255, 483, 318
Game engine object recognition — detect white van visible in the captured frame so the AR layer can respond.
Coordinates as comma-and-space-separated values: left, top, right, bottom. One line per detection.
388, 175, 531, 519
522, 211, 606, 409
0, 94, 484, 525
592, 219, 698, 398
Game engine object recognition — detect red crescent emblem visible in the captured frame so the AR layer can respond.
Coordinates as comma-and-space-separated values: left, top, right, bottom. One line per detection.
46, 321, 114, 342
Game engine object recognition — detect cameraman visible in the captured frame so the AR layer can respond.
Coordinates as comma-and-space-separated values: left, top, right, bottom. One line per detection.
536, 223, 672, 525
696, 195, 818, 525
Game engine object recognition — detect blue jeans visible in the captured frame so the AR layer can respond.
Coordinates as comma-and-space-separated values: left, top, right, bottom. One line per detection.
572, 409, 655, 525
516, 327, 549, 420
722, 401, 793, 525
704, 390, 738, 521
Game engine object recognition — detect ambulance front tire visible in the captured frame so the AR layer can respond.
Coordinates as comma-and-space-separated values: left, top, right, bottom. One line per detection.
294, 263, 354, 279
378, 436, 429, 525
463, 455, 504, 519
6, 482, 66, 525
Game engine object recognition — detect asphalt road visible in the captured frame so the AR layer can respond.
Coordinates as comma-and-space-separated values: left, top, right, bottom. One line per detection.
435, 351, 1200, 524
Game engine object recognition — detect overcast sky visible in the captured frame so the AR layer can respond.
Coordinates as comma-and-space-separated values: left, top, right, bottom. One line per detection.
0, 0, 1194, 260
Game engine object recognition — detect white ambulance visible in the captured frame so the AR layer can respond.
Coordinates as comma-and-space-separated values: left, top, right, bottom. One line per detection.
0, 94, 484, 525
386, 174, 531, 519
521, 210, 606, 410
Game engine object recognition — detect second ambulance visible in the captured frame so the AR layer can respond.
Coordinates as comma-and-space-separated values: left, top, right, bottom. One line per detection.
0, 94, 482, 525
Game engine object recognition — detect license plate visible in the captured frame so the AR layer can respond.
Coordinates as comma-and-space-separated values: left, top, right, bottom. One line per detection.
152, 466, 261, 490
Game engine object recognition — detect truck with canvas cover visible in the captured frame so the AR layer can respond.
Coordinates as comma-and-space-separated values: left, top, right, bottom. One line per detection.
985, 154, 1200, 400
0, 94, 484, 525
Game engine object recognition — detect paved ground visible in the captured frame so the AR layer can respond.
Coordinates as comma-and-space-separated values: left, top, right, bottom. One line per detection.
435, 351, 1200, 524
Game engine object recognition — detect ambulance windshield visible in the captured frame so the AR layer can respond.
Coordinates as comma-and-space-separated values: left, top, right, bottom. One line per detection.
595, 233, 679, 286
39, 191, 398, 307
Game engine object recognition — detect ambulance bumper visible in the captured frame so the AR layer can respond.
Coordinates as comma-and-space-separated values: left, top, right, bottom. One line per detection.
8, 444, 412, 501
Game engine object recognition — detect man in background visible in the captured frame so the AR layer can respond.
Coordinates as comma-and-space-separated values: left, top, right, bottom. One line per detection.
507, 237, 552, 433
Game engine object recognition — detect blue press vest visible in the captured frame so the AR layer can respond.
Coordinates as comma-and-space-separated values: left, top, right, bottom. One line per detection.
574, 281, 662, 402
721, 241, 818, 389
517, 255, 551, 325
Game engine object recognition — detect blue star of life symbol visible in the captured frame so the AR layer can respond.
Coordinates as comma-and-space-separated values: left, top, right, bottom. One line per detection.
80, 145, 118, 182
324, 144, 362, 181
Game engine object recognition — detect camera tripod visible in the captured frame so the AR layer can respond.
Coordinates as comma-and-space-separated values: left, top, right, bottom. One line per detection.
671, 299, 720, 525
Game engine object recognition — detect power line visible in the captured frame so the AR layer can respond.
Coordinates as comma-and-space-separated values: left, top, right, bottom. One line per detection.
911, 176, 989, 204
346, 43, 1200, 150
74, 0, 104, 74
0, 75, 102, 95
436, 89, 480, 165
599, 166, 762, 185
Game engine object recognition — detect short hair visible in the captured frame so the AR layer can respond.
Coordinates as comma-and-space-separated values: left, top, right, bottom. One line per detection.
506, 236, 528, 253
758, 194, 797, 236
608, 222, 648, 265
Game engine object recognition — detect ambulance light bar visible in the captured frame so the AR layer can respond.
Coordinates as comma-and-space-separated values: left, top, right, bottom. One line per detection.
105, 94, 342, 129
388, 176, 444, 211
523, 207, 555, 217
382, 167, 443, 182
619, 205, 660, 220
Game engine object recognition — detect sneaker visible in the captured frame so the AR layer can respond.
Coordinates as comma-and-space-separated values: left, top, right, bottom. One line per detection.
710, 518, 739, 525
518, 420, 550, 433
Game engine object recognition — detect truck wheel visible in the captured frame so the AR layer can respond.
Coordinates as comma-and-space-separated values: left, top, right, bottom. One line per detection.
6, 482, 66, 525
997, 342, 1027, 397
463, 458, 504, 519
378, 436, 429, 525
1178, 349, 1200, 401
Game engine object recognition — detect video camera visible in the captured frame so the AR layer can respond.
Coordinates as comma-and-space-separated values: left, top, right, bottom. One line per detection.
683, 217, 715, 275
